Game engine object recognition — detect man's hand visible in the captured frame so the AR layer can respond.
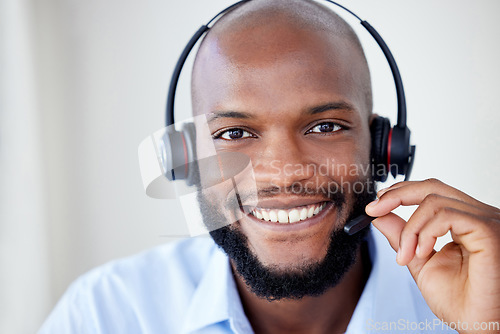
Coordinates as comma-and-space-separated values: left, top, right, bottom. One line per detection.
365, 179, 500, 334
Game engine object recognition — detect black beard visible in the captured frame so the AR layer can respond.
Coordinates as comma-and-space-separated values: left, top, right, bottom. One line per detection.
197, 179, 376, 301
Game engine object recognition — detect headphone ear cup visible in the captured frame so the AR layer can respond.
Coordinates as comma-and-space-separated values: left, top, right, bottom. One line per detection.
181, 122, 197, 186
161, 122, 196, 183
370, 116, 391, 182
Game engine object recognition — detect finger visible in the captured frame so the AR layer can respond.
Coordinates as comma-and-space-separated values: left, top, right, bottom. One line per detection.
376, 180, 413, 197
398, 194, 500, 263
371, 213, 405, 253
366, 178, 498, 217
417, 207, 493, 258
415, 208, 500, 286
372, 213, 433, 278
377, 179, 453, 199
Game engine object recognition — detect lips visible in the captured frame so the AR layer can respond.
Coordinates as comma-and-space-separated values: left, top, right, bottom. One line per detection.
249, 202, 328, 224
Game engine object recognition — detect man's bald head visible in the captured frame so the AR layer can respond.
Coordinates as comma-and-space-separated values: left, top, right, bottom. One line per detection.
191, 0, 372, 116
191, 1, 377, 301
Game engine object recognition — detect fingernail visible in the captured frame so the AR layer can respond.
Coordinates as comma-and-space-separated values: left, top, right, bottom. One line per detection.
367, 198, 379, 208
397, 238, 404, 264
377, 187, 389, 197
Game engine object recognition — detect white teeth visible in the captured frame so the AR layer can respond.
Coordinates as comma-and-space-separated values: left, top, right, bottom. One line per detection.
289, 209, 300, 223
269, 210, 278, 222
307, 206, 315, 218
277, 210, 288, 223
250, 202, 328, 223
262, 210, 270, 221
299, 207, 308, 221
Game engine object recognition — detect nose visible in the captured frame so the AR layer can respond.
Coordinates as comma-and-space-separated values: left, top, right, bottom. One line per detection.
252, 131, 316, 189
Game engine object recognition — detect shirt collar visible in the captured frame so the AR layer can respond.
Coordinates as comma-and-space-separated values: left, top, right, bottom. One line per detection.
183, 228, 421, 333
182, 241, 252, 333
346, 228, 421, 333
370, 228, 420, 322
345, 229, 377, 333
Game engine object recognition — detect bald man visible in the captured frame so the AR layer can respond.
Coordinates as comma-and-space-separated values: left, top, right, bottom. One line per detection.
40, 1, 500, 333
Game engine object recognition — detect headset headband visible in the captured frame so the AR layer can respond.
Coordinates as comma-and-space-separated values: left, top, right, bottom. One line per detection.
166, 0, 407, 129
138, 0, 415, 236
162, 0, 415, 184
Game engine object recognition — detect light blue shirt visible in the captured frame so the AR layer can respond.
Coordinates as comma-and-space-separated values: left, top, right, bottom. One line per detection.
39, 229, 456, 333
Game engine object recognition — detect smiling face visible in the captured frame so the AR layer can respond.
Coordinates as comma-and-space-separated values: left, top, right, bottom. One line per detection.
191, 1, 375, 299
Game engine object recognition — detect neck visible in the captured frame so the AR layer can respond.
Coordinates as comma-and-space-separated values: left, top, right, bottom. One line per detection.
233, 245, 369, 334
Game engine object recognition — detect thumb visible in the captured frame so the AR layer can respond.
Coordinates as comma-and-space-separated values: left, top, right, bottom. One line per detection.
371, 212, 405, 253
372, 212, 433, 282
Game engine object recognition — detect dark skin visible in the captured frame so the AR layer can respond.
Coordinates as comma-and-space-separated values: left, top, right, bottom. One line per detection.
192, 4, 500, 334
194, 16, 372, 334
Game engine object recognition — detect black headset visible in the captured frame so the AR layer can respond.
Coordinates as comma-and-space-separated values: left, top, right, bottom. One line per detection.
163, 0, 415, 185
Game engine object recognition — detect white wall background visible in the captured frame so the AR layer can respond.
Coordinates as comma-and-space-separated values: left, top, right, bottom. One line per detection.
1, 0, 499, 332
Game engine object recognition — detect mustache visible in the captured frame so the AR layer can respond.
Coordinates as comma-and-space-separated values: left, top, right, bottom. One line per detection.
227, 181, 346, 212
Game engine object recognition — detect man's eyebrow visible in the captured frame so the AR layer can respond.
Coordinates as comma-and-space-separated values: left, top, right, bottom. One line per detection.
207, 111, 254, 122
307, 102, 355, 115
207, 102, 354, 122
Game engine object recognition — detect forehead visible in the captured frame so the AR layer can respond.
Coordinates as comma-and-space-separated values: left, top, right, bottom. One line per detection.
192, 20, 368, 116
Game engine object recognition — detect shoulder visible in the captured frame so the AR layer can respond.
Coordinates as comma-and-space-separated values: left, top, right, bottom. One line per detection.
39, 237, 222, 333
77, 236, 218, 295
109, 236, 219, 281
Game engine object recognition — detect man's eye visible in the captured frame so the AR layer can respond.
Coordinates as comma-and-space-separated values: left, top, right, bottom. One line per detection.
215, 128, 254, 140
307, 122, 343, 134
